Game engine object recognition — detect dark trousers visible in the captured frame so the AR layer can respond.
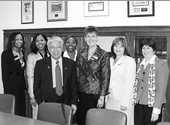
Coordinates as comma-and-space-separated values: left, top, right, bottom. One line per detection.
134, 104, 162, 125
77, 93, 99, 125
10, 88, 26, 117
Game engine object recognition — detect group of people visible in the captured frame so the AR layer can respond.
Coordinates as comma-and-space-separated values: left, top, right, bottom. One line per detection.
1, 25, 169, 125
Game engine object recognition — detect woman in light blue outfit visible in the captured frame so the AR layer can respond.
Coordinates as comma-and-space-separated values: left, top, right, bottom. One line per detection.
27, 33, 50, 119
105, 37, 136, 125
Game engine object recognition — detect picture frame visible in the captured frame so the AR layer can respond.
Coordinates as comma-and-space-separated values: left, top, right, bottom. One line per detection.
84, 1, 109, 17
21, 1, 34, 24
128, 1, 154, 17
47, 1, 68, 22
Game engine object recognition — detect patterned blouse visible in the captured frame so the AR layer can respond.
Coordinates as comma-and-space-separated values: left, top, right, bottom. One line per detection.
76, 45, 110, 96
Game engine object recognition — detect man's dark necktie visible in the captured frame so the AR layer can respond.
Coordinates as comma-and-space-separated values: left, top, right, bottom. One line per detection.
55, 61, 63, 96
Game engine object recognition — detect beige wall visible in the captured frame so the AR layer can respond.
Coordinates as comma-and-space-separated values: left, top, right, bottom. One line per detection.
0, 1, 170, 93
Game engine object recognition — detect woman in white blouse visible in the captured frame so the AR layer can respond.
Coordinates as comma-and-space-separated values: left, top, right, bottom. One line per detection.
105, 37, 136, 125
26, 33, 49, 119
63, 35, 78, 61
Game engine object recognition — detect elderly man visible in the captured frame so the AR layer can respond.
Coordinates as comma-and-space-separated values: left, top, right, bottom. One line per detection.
34, 36, 78, 115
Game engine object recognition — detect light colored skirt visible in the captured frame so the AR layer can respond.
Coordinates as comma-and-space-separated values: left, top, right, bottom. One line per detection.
105, 96, 134, 125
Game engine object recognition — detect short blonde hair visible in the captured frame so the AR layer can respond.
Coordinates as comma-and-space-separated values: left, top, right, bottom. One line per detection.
47, 36, 64, 49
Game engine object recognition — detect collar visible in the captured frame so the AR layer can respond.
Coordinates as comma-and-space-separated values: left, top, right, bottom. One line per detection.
63, 50, 77, 61
51, 56, 62, 65
141, 55, 156, 66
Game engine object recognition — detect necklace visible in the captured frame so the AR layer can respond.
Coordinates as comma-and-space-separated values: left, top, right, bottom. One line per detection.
88, 47, 97, 55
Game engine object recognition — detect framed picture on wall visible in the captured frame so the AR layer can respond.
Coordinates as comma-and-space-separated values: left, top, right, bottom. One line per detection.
84, 1, 109, 17
128, 1, 154, 17
21, 1, 34, 24
47, 1, 68, 22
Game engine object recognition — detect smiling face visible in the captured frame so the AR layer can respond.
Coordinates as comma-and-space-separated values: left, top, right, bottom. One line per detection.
35, 35, 46, 51
113, 42, 125, 57
84, 32, 98, 47
142, 45, 154, 59
13, 34, 23, 49
49, 41, 63, 60
65, 37, 77, 53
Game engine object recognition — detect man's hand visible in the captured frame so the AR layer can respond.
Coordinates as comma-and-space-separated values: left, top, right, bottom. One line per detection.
71, 104, 77, 115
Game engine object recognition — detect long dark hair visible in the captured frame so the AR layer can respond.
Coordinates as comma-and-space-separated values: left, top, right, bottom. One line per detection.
7, 32, 25, 51
110, 37, 130, 59
30, 33, 49, 57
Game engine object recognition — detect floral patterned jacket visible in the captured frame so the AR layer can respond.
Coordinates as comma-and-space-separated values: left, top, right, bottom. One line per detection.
76, 45, 110, 96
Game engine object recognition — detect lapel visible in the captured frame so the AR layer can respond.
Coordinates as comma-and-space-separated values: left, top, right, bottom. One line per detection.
111, 56, 125, 69
45, 57, 53, 89
62, 57, 68, 88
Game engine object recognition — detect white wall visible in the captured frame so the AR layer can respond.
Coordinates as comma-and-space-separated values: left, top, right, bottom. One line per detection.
0, 1, 170, 93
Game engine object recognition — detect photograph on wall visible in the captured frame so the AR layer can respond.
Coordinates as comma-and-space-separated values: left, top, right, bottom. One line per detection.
21, 1, 34, 24
84, 1, 109, 17
47, 1, 67, 22
128, 1, 154, 17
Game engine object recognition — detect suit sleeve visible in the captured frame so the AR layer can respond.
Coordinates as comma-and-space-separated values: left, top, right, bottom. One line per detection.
71, 61, 79, 105
154, 61, 169, 109
100, 52, 110, 96
27, 54, 35, 98
33, 61, 42, 104
121, 58, 136, 107
1, 51, 10, 94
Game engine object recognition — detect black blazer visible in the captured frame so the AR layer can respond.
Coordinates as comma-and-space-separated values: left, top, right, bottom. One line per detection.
1, 50, 26, 94
34, 56, 78, 106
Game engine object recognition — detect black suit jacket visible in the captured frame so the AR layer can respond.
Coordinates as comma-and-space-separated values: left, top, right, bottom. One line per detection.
1, 50, 26, 94
34, 56, 78, 106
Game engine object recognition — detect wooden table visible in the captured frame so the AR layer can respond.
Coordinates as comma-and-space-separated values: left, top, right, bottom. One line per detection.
0, 111, 59, 125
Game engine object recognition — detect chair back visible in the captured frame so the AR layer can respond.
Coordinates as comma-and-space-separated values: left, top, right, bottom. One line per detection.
0, 94, 15, 114
85, 108, 127, 125
157, 122, 170, 125
37, 102, 72, 125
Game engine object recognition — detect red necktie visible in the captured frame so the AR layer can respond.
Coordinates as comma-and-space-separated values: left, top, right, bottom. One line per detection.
55, 61, 63, 96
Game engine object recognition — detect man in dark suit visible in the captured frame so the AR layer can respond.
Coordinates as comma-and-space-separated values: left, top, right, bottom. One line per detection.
34, 36, 78, 115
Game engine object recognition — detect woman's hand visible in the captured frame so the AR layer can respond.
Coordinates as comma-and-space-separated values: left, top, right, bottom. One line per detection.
30, 98, 37, 107
151, 113, 159, 122
120, 105, 127, 111
97, 96, 104, 108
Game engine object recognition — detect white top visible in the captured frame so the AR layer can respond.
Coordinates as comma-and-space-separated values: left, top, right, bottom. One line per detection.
140, 55, 156, 68
63, 50, 77, 61
51, 56, 63, 88
27, 52, 43, 98
109, 56, 136, 107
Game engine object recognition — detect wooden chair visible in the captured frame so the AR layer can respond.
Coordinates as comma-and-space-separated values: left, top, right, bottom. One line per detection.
157, 122, 170, 125
85, 108, 127, 125
37, 102, 73, 125
0, 94, 15, 114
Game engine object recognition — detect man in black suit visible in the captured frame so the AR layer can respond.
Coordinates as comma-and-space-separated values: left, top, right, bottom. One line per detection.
34, 36, 78, 114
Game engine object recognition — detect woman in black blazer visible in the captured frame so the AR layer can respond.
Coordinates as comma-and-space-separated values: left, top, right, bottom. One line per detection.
1, 32, 26, 116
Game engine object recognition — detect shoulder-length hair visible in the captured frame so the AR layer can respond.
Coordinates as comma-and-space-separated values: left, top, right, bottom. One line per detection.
30, 33, 49, 57
7, 32, 25, 51
110, 37, 130, 59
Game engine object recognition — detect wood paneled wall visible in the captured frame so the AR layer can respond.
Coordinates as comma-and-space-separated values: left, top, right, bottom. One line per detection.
3, 26, 170, 121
